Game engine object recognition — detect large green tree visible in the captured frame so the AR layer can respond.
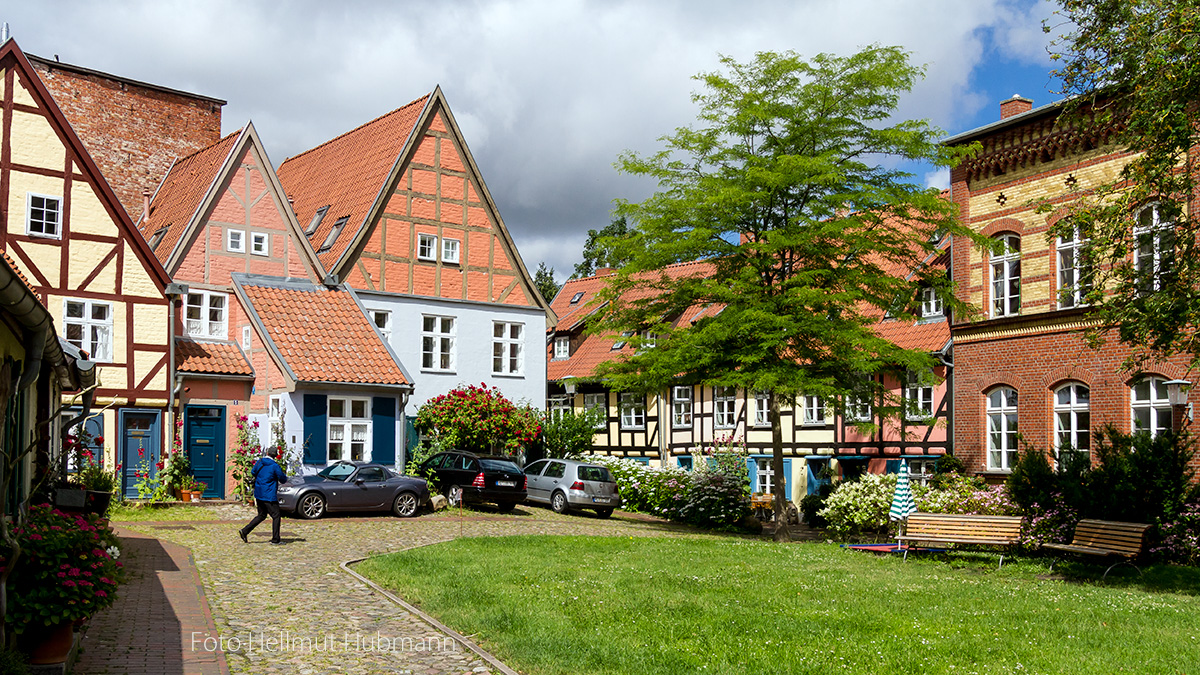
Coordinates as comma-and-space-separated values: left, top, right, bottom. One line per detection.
593, 47, 979, 540
571, 217, 639, 278
534, 262, 560, 304
1046, 1, 1200, 370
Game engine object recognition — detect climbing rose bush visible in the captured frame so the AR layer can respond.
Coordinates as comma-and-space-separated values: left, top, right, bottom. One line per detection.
415, 383, 541, 453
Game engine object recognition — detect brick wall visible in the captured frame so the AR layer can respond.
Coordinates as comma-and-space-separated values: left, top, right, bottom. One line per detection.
30, 56, 224, 220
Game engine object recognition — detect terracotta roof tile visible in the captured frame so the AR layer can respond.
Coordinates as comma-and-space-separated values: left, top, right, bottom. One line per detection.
176, 338, 254, 376
1, 249, 37, 295
277, 96, 430, 272
140, 131, 241, 262
236, 277, 410, 386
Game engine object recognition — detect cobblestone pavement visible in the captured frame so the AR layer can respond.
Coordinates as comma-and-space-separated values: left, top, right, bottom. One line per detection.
113, 505, 710, 675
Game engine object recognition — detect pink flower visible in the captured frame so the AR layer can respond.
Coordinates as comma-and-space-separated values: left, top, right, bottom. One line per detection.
96, 590, 107, 597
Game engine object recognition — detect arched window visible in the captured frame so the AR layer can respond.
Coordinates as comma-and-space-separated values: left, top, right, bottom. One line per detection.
990, 234, 1021, 317
1054, 383, 1090, 457
1131, 377, 1172, 437
1057, 226, 1091, 308
987, 387, 1018, 470
1134, 203, 1174, 293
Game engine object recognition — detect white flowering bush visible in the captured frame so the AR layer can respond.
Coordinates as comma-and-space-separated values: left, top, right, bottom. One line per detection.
583, 452, 750, 530
584, 455, 689, 519
818, 473, 898, 538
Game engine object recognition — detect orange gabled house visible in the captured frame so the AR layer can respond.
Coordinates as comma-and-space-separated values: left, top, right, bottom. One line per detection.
276, 88, 555, 432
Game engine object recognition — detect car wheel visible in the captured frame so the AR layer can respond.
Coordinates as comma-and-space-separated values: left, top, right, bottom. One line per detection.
447, 485, 464, 506
392, 492, 420, 518
594, 508, 613, 519
495, 501, 517, 513
551, 490, 570, 514
298, 492, 325, 520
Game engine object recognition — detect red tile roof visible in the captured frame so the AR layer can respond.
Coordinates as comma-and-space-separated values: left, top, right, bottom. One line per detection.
276, 95, 430, 272
235, 276, 410, 386
176, 338, 254, 376
139, 130, 241, 263
1, 249, 37, 296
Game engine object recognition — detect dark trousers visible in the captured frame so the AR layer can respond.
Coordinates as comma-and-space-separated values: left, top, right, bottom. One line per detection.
241, 499, 281, 543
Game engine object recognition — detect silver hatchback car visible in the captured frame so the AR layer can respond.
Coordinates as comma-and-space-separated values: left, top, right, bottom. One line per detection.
523, 459, 621, 517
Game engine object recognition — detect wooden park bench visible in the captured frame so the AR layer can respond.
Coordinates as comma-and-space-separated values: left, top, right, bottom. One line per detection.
1042, 519, 1151, 579
897, 513, 1024, 567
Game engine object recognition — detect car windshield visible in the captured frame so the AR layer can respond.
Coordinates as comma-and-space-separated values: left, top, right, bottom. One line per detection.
577, 466, 613, 483
318, 463, 356, 481
479, 459, 520, 472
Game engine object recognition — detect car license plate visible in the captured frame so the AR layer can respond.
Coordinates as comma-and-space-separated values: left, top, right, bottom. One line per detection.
496, 480, 516, 487
592, 497, 610, 503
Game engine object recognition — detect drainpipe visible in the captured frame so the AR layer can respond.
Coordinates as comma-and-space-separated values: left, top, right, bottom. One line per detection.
164, 283, 188, 452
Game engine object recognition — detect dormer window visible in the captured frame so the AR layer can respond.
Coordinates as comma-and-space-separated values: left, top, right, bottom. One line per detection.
306, 205, 330, 236
920, 287, 943, 318
148, 227, 168, 251
553, 336, 570, 359
570, 291, 584, 304
611, 331, 633, 350
318, 216, 348, 253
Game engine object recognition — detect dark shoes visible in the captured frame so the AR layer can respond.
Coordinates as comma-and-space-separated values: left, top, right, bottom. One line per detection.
239, 531, 248, 543
269, 540, 283, 545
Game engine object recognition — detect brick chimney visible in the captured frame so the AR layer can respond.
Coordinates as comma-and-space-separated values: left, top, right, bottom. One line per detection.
1000, 95, 1033, 120
594, 267, 613, 277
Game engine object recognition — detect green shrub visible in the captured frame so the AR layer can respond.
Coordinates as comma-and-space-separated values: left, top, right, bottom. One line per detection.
0, 647, 28, 675
1087, 426, 1195, 525
818, 473, 898, 538
934, 453, 966, 475
680, 470, 751, 530
541, 408, 605, 459
584, 454, 750, 529
1153, 497, 1200, 565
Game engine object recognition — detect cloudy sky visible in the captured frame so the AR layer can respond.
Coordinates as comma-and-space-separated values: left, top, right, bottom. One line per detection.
6, 0, 1065, 284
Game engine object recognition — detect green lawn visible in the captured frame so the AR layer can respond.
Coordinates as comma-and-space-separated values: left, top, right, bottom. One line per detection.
356, 536, 1199, 675
108, 504, 225, 521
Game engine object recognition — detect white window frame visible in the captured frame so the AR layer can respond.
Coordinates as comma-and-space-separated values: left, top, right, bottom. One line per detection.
242, 325, 252, 350
185, 291, 228, 339
987, 387, 1019, 471
753, 391, 770, 427
846, 392, 872, 423
990, 234, 1021, 318
584, 393, 607, 429
26, 193, 61, 238
1131, 377, 1172, 438
672, 386, 693, 428
442, 238, 460, 264
548, 395, 570, 420
1134, 203, 1173, 293
619, 393, 645, 430
714, 386, 737, 429
920, 287, 943, 318
226, 228, 245, 253
1057, 227, 1091, 308
417, 233, 438, 261
269, 395, 283, 437
63, 299, 112, 362
492, 321, 524, 376
327, 397, 371, 463
803, 395, 825, 426
754, 458, 775, 494
421, 315, 456, 372
906, 370, 935, 421
909, 458, 936, 487
370, 310, 392, 342
553, 336, 570, 360
1054, 383, 1091, 459
250, 232, 269, 256
611, 331, 633, 350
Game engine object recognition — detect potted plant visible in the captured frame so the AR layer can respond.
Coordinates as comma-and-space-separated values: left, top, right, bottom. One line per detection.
158, 448, 190, 501
76, 460, 118, 516
3, 504, 124, 664
190, 481, 207, 502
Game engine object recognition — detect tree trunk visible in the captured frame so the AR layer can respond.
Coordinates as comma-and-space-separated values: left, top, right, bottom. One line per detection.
770, 392, 790, 542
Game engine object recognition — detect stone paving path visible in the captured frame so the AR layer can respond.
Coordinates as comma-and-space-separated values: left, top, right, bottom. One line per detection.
100, 505, 710, 675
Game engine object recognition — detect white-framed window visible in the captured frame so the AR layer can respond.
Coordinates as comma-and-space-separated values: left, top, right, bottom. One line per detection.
370, 310, 391, 342
611, 331, 633, 350
584, 393, 607, 428
714, 386, 737, 429
492, 321, 524, 375
906, 370, 935, 421
421, 315, 455, 371
753, 391, 770, 427
417, 233, 438, 261
1131, 377, 1172, 438
1134, 203, 1174, 293
1054, 383, 1091, 458
803, 395, 825, 426
672, 386, 693, 428
251, 232, 269, 256
442, 238, 460, 264
63, 299, 112, 361
639, 330, 657, 351
619, 393, 645, 429
754, 458, 775, 494
553, 336, 570, 360
909, 458, 937, 487
548, 395, 570, 420
269, 395, 283, 436
227, 228, 245, 253
328, 397, 370, 462
26, 193, 61, 238
185, 291, 227, 339
242, 325, 252, 350
920, 287, 943, 318
846, 390, 872, 423
990, 234, 1021, 317
987, 387, 1019, 471
1057, 227, 1091, 308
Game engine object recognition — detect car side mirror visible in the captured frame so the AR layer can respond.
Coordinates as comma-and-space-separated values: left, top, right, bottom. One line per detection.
354, 479, 364, 485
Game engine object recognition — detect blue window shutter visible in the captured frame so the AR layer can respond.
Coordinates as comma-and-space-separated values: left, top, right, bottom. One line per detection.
783, 458, 792, 500
302, 394, 327, 464
746, 458, 757, 492
885, 459, 900, 474
372, 397, 397, 466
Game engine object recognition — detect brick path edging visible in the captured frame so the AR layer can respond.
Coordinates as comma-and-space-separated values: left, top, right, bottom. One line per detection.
340, 548, 521, 675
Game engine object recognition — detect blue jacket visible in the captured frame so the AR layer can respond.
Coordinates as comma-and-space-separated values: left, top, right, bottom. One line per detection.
251, 457, 288, 501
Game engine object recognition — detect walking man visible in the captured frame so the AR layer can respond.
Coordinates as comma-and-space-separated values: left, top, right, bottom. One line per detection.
239, 447, 288, 544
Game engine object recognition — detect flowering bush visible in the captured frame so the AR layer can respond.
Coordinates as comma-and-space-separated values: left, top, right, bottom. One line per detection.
583, 453, 751, 530
1154, 497, 1200, 565
679, 470, 750, 529
818, 473, 898, 538
231, 414, 261, 502
2, 504, 125, 630
415, 384, 542, 454
157, 420, 191, 494
586, 455, 688, 519
916, 473, 1020, 516
1017, 497, 1078, 551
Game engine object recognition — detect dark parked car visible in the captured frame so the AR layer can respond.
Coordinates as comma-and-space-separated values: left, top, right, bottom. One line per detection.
277, 461, 430, 519
419, 451, 526, 511
523, 459, 621, 517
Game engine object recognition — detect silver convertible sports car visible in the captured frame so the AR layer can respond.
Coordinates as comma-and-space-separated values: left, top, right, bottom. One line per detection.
276, 461, 430, 519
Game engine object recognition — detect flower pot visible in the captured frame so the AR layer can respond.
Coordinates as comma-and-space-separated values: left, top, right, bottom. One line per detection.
174, 488, 183, 501
188, 491, 201, 502
54, 487, 87, 512
84, 490, 112, 515
27, 620, 75, 664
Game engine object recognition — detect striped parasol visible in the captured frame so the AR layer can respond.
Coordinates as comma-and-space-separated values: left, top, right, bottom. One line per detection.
888, 459, 918, 521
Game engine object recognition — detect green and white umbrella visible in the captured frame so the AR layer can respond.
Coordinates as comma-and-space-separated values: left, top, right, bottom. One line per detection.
889, 459, 917, 522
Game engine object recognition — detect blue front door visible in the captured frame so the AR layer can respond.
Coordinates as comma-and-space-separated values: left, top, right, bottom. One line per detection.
186, 406, 226, 499
121, 410, 161, 499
